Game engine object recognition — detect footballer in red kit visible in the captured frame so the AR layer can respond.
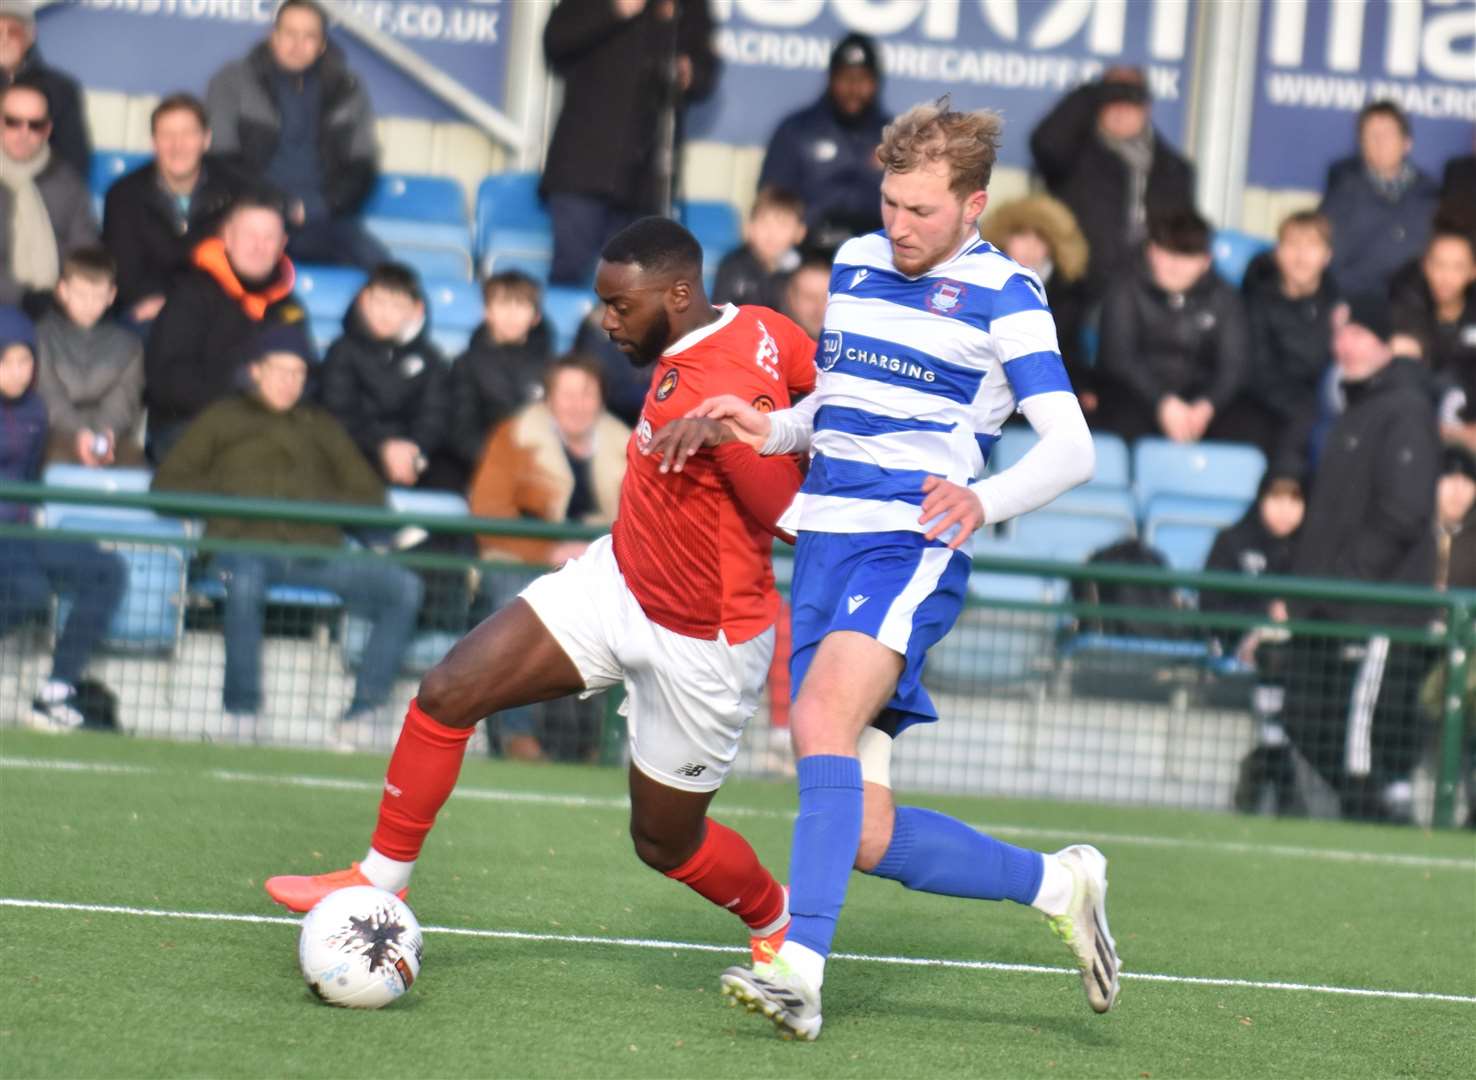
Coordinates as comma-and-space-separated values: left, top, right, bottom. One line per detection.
265, 218, 817, 974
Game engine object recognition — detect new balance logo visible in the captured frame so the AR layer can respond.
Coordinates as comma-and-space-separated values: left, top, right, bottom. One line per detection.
675, 762, 708, 777
384, 782, 402, 798
847, 594, 869, 614
850, 268, 869, 289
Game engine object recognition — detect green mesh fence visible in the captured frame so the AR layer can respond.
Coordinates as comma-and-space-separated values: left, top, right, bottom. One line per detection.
0, 481, 1471, 828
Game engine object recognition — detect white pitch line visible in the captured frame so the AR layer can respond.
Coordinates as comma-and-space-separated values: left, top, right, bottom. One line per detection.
5, 756, 1473, 872
2, 897, 1473, 1006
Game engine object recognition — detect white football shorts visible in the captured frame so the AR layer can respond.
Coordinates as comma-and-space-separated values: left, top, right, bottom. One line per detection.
519, 534, 775, 792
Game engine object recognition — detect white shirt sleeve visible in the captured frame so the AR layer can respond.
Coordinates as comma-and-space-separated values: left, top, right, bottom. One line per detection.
760, 393, 823, 456
968, 391, 1094, 524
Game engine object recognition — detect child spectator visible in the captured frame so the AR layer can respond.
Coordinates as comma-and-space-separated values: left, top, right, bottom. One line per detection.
1237, 211, 1340, 456
1096, 208, 1249, 442
780, 252, 830, 340
320, 262, 455, 490
0, 305, 124, 731
448, 270, 552, 483
712, 187, 806, 310
34, 247, 144, 466
980, 193, 1091, 408
1200, 472, 1306, 815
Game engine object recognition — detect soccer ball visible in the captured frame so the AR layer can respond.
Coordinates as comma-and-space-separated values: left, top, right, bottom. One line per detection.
298, 886, 423, 1008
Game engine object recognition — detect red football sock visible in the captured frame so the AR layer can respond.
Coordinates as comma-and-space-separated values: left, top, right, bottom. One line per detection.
370, 699, 475, 862
665, 819, 786, 931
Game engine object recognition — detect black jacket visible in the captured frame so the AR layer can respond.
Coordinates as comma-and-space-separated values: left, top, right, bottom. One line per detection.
1292, 358, 1439, 624
206, 42, 378, 216
1241, 251, 1339, 422
102, 157, 244, 312
320, 300, 451, 468
540, 0, 716, 211
2, 47, 89, 178
712, 245, 789, 311
1029, 83, 1195, 299
1319, 157, 1440, 307
1097, 259, 1250, 418
1440, 154, 1476, 226
1202, 500, 1300, 620
448, 321, 552, 467
1389, 260, 1476, 410
758, 94, 889, 241
143, 262, 300, 434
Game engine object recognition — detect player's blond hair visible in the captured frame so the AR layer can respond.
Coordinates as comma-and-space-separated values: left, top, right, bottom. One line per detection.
876, 99, 1003, 198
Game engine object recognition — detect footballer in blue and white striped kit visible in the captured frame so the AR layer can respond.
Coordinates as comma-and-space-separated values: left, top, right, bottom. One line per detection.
659, 101, 1124, 1040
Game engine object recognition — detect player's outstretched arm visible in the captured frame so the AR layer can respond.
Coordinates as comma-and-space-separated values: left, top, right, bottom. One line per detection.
690, 392, 820, 457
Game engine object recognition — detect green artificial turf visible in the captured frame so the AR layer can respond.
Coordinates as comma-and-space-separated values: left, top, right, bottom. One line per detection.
1, 729, 1472, 1078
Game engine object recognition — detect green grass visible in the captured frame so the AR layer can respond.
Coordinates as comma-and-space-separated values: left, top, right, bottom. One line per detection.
1, 729, 1473, 1078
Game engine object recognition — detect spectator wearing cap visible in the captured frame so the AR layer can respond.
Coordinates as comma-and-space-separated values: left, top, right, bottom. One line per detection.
103, 93, 244, 326
1030, 66, 1195, 302
320, 262, 456, 491
0, 79, 96, 314
1319, 100, 1440, 311
206, 0, 386, 269
540, 0, 716, 285
0, 304, 125, 734
1279, 297, 1440, 821
980, 193, 1092, 408
143, 192, 300, 463
758, 33, 891, 251
0, 0, 88, 178
152, 318, 422, 747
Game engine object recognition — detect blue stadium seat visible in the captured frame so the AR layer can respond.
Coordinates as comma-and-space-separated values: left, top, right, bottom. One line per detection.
40, 466, 188, 653
1211, 229, 1272, 288
425, 278, 483, 336
89, 150, 151, 217
1050, 486, 1139, 522
987, 425, 1036, 473
1013, 509, 1134, 563
475, 173, 553, 278
542, 285, 596, 354
678, 199, 741, 291
1143, 493, 1248, 530
1145, 520, 1220, 572
309, 319, 340, 357
361, 173, 467, 226
387, 488, 469, 519
361, 174, 475, 284
487, 250, 551, 284
430, 328, 472, 359
989, 429, 1130, 490
294, 265, 367, 322
382, 244, 474, 284
1132, 438, 1265, 512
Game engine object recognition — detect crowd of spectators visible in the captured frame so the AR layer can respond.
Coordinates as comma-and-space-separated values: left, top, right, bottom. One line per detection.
0, 0, 1474, 804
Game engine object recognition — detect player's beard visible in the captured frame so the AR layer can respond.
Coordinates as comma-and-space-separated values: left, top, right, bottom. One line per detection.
626, 311, 671, 368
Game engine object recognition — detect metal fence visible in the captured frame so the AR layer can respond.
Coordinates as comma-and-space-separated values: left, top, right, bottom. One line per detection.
1, 480, 1471, 828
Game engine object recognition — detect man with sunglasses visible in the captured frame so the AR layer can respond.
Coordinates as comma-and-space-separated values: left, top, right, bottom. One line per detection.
0, 1, 87, 179
0, 79, 96, 315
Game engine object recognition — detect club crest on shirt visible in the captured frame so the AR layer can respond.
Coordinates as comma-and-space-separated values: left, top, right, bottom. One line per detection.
819, 330, 843, 372
400, 354, 425, 379
655, 368, 679, 400
926, 280, 965, 315
751, 394, 776, 413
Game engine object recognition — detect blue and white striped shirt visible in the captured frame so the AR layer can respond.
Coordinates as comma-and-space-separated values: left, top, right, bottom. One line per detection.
776, 231, 1073, 542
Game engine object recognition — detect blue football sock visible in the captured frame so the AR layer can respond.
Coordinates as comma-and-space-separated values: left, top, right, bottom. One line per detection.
784, 754, 864, 959
869, 806, 1043, 905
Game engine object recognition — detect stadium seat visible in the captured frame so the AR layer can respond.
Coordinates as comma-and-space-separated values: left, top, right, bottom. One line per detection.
385, 245, 474, 284
386, 488, 469, 519
1145, 520, 1221, 572
990, 428, 1130, 490
678, 199, 741, 291
294, 265, 367, 322
425, 278, 483, 336
1143, 493, 1248, 531
475, 172, 553, 278
1132, 438, 1265, 512
1012, 509, 1134, 563
1211, 229, 1272, 288
88, 149, 150, 217
309, 319, 340, 357
40, 466, 188, 653
1050, 486, 1140, 522
542, 285, 596, 354
361, 173, 467, 226
362, 173, 475, 283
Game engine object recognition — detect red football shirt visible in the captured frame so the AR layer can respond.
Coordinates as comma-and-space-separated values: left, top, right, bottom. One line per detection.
612, 305, 817, 643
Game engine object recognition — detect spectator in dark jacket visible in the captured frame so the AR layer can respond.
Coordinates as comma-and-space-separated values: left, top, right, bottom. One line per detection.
1440, 147, 1475, 230
1030, 67, 1195, 302
541, 0, 716, 285
980, 193, 1093, 407
0, 80, 96, 315
781, 252, 830, 340
1282, 298, 1440, 820
758, 33, 889, 251
320, 263, 455, 490
1391, 222, 1476, 400
0, 305, 124, 733
712, 186, 806, 311
103, 94, 243, 326
143, 193, 300, 462
1319, 100, 1441, 310
1096, 209, 1250, 442
1435, 444, 1476, 592
205, 0, 385, 269
35, 248, 144, 465
449, 270, 552, 478
1237, 210, 1340, 456
153, 320, 421, 746
0, 2, 87, 178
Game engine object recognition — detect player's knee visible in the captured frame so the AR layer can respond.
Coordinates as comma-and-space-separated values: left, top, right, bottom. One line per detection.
854, 824, 890, 873
415, 663, 477, 729
628, 819, 695, 873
